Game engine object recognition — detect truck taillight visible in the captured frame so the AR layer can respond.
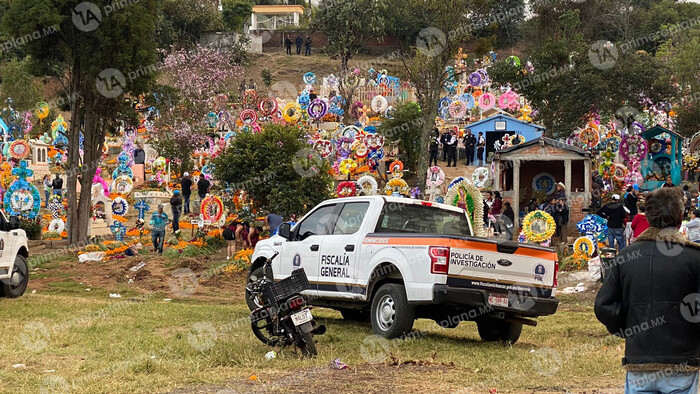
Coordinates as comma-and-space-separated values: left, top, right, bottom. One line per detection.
553, 260, 559, 288
429, 246, 450, 275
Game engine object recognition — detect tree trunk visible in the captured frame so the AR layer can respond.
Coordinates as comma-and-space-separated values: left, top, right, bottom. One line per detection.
416, 92, 440, 196
67, 71, 82, 246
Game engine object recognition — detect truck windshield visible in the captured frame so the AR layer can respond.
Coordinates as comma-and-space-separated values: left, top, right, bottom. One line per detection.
374, 203, 472, 236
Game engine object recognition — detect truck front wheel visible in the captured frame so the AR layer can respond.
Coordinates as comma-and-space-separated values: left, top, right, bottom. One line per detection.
476, 318, 523, 344
370, 284, 414, 339
2, 255, 28, 298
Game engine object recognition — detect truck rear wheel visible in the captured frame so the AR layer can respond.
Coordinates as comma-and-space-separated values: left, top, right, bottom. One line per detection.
2, 255, 28, 298
476, 318, 523, 344
370, 284, 414, 339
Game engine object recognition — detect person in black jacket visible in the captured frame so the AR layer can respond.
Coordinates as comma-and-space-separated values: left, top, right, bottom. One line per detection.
440, 131, 450, 161
304, 36, 312, 56
595, 187, 700, 392
625, 185, 638, 221
295, 36, 302, 55
52, 173, 63, 197
502, 202, 515, 240
597, 194, 630, 251
428, 129, 440, 166
446, 131, 457, 167
463, 129, 476, 166
284, 35, 292, 55
180, 173, 192, 214
170, 190, 183, 234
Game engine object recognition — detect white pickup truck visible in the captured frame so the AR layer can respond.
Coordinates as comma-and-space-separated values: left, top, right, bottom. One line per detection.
247, 196, 559, 343
0, 212, 29, 298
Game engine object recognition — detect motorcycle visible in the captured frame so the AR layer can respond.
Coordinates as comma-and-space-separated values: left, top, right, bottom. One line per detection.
246, 252, 325, 356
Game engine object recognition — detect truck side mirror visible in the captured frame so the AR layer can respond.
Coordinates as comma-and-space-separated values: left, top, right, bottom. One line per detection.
278, 222, 292, 240
9, 216, 20, 230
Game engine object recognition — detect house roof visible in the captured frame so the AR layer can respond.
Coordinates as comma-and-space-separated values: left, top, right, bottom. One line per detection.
252, 5, 305, 14
465, 114, 546, 131
642, 125, 684, 140
497, 137, 590, 157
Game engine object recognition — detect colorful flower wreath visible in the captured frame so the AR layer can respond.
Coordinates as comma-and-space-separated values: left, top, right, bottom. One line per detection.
282, 102, 302, 123
389, 160, 404, 176
201, 195, 224, 223
444, 179, 485, 237
307, 99, 328, 120
337, 181, 357, 197
684, 154, 700, 171
448, 100, 467, 119
4, 162, 40, 219
522, 210, 556, 243
620, 135, 648, 162
573, 236, 596, 258
110, 175, 134, 196
612, 163, 628, 183
356, 175, 378, 195
578, 128, 600, 150
371, 95, 388, 113
426, 166, 445, 188
577, 214, 608, 242
384, 177, 410, 196
648, 139, 667, 157
112, 197, 129, 216
339, 158, 357, 175
472, 167, 489, 188
9, 140, 30, 160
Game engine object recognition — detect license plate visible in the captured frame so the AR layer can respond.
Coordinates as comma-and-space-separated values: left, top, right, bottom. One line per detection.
488, 294, 509, 308
290, 309, 313, 326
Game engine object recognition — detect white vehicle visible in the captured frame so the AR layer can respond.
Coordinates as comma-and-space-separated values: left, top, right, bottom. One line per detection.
248, 196, 559, 343
0, 212, 29, 298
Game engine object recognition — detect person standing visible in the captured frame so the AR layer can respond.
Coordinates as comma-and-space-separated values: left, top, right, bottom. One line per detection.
662, 175, 676, 188
304, 36, 312, 56
476, 132, 485, 166
591, 170, 604, 208
625, 185, 638, 221
42, 174, 51, 207
267, 212, 283, 236
630, 205, 649, 242
295, 35, 302, 55
440, 130, 450, 162
52, 173, 63, 197
597, 194, 630, 251
429, 129, 440, 167
686, 209, 700, 243
463, 129, 476, 166
222, 221, 237, 259
150, 204, 170, 254
180, 172, 192, 214
502, 202, 515, 240
197, 175, 211, 213
682, 185, 693, 216
595, 187, 700, 393
492, 191, 503, 235
446, 131, 458, 167
170, 190, 183, 234
133, 144, 146, 185
284, 35, 292, 55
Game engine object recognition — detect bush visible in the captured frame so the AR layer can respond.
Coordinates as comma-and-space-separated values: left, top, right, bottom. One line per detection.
19, 217, 41, 240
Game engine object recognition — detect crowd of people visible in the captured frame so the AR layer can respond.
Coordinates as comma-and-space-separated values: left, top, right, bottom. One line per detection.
429, 128, 486, 167
284, 34, 312, 56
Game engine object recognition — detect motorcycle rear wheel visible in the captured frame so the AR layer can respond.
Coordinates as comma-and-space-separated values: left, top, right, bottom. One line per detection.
295, 328, 317, 357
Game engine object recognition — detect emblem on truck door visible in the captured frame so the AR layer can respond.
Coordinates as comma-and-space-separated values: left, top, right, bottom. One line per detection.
496, 258, 512, 267
534, 264, 546, 281
293, 253, 301, 267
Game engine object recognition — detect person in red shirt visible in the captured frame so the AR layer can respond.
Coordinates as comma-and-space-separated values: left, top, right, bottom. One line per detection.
248, 226, 262, 248
630, 205, 649, 242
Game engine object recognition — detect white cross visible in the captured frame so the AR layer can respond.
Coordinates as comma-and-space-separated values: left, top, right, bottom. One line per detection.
190, 214, 212, 229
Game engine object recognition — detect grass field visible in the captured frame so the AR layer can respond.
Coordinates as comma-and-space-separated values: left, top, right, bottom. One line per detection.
0, 251, 626, 393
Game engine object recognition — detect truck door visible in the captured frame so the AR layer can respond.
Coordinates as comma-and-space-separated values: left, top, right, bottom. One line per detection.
279, 203, 339, 296
317, 201, 370, 299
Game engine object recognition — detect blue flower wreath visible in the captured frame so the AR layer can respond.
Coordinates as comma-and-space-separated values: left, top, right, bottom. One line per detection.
4, 161, 40, 219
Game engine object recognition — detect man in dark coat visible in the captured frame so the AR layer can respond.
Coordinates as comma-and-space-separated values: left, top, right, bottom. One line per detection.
463, 129, 476, 166
284, 35, 292, 55
304, 36, 312, 56
597, 194, 629, 251
440, 130, 450, 162
595, 187, 700, 392
428, 129, 440, 166
295, 35, 303, 55
180, 172, 192, 214
170, 190, 183, 234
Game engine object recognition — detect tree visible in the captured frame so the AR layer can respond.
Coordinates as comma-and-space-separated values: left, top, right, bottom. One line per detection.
156, 0, 223, 48
469, 0, 526, 48
312, 0, 384, 118
378, 102, 423, 174
222, 0, 253, 32
214, 124, 333, 217
384, 0, 477, 193
0, 57, 42, 111
4, 0, 160, 245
